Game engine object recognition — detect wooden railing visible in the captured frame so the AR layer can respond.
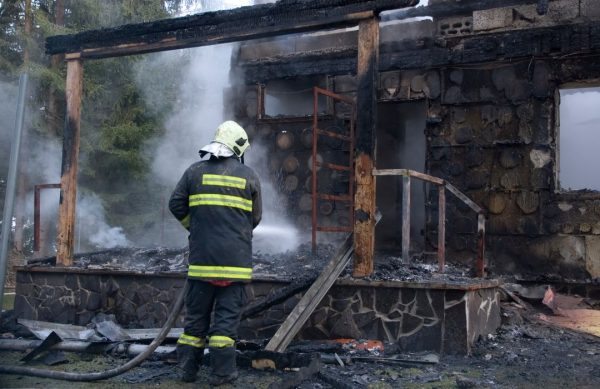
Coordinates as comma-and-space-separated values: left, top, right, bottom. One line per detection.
372, 169, 486, 277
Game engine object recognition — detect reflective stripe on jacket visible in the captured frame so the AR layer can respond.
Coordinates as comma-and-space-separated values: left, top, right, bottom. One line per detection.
169, 157, 262, 282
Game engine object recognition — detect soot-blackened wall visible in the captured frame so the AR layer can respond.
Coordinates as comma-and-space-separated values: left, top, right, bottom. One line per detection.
233, 17, 600, 280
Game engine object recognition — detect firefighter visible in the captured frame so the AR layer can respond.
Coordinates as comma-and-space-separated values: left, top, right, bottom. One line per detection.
169, 120, 262, 385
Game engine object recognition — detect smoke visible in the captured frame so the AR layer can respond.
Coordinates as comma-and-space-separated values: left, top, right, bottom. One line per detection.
245, 141, 300, 253
136, 42, 300, 253
0, 76, 131, 254
133, 43, 234, 250
77, 193, 130, 249
142, 44, 234, 189
21, 123, 130, 252
131, 0, 300, 253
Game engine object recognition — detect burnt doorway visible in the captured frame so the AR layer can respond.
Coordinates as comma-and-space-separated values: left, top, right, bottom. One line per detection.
375, 101, 427, 253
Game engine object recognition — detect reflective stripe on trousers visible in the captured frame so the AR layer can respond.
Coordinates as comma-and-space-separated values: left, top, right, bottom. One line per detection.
188, 265, 252, 280
177, 333, 205, 348
209, 335, 235, 348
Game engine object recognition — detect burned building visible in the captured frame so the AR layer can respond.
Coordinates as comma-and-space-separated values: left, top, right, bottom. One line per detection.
9, 0, 600, 358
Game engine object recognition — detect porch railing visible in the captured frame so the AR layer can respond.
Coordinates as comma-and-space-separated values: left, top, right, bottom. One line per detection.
372, 169, 486, 277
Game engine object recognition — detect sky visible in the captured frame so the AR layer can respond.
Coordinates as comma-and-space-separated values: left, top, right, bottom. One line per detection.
559, 87, 600, 191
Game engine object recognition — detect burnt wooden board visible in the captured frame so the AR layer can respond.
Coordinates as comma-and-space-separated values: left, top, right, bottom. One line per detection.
264, 234, 353, 352
46, 0, 417, 58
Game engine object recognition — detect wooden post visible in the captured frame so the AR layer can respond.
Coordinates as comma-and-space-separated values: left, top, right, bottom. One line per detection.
56, 58, 83, 266
353, 17, 379, 277
402, 175, 411, 262
437, 185, 446, 272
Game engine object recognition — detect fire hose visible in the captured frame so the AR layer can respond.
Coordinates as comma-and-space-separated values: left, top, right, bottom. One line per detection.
0, 282, 187, 381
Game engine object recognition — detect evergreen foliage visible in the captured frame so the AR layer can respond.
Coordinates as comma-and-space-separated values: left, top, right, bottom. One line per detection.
0, 0, 202, 250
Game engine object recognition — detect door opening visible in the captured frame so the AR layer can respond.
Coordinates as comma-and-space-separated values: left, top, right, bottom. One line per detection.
375, 101, 427, 253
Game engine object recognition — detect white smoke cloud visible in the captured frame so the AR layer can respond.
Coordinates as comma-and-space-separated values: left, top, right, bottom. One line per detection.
136, 41, 300, 253
245, 141, 300, 253
1, 78, 131, 253
145, 44, 234, 188
77, 193, 130, 249
20, 133, 130, 252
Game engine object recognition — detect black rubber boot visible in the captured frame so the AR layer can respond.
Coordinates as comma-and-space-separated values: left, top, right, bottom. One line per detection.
177, 345, 203, 383
208, 347, 238, 386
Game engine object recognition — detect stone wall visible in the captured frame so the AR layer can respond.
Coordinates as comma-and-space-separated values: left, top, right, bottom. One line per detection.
14, 268, 187, 328
14, 268, 500, 355
421, 56, 600, 280
472, 0, 599, 33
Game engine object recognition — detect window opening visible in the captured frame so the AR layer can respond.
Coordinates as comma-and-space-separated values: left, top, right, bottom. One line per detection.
264, 76, 328, 117
558, 87, 600, 191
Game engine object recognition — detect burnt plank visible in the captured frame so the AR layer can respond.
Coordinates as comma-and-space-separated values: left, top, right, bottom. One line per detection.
265, 234, 354, 352
46, 0, 418, 58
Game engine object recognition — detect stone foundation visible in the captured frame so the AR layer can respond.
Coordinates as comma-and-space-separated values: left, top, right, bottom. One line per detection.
14, 267, 501, 354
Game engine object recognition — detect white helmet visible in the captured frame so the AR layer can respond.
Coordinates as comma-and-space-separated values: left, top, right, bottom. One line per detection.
213, 120, 249, 157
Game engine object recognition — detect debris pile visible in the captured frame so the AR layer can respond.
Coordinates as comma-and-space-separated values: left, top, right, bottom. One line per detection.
28, 244, 478, 285
2, 284, 600, 387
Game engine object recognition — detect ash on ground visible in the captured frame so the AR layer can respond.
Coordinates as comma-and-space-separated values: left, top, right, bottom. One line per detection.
29, 247, 189, 273
30, 243, 481, 284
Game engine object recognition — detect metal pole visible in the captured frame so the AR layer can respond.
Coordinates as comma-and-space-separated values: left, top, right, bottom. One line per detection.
0, 74, 28, 311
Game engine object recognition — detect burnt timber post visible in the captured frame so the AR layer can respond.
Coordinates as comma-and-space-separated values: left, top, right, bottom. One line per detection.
353, 17, 379, 277
56, 56, 83, 266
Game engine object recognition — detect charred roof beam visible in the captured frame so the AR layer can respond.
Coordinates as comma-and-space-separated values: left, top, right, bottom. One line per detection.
46, 0, 418, 59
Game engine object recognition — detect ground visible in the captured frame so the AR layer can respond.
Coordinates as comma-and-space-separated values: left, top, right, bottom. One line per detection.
3, 246, 600, 388
1, 302, 599, 389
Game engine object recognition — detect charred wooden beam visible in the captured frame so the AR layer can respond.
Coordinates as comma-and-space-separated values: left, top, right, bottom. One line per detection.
241, 275, 317, 320
353, 18, 379, 278
242, 21, 600, 82
56, 59, 83, 266
266, 234, 354, 352
45, 0, 418, 59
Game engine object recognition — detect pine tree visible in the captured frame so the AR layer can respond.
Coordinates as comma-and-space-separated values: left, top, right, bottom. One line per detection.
1, 0, 193, 254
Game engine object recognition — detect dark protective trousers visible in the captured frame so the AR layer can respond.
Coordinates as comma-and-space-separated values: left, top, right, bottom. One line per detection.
178, 280, 246, 377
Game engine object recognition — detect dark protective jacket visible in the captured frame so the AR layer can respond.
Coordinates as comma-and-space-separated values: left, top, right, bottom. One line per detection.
169, 156, 262, 282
